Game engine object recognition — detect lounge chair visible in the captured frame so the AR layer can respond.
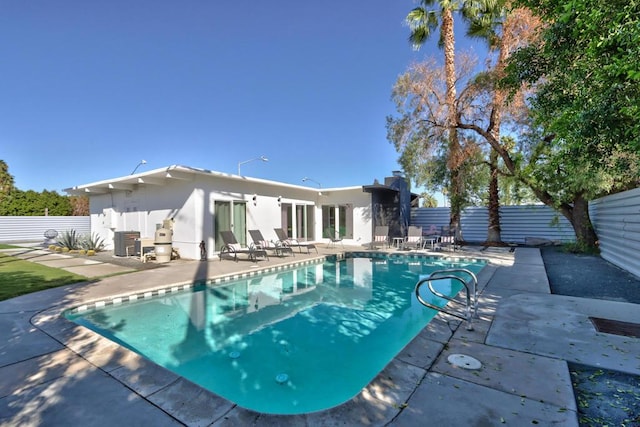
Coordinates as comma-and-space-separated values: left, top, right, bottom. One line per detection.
403, 226, 423, 250
274, 228, 318, 254
324, 227, 344, 249
249, 229, 293, 257
371, 225, 389, 250
219, 230, 268, 262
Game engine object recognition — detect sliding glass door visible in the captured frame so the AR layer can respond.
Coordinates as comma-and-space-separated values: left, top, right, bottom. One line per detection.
214, 201, 246, 250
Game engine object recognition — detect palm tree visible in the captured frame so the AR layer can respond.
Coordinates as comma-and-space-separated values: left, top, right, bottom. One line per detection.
465, 0, 507, 244
463, 3, 539, 244
406, 2, 467, 241
407, 0, 512, 245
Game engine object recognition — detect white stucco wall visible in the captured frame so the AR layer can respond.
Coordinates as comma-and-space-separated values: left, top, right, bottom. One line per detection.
85, 169, 374, 260
318, 188, 373, 246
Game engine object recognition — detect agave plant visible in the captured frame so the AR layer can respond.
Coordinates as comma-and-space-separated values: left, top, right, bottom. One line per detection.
80, 232, 105, 252
56, 229, 81, 250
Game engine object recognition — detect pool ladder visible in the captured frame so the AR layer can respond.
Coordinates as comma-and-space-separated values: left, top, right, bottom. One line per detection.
414, 268, 478, 331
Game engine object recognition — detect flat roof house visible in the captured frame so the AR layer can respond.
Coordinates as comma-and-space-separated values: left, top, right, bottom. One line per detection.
65, 165, 417, 260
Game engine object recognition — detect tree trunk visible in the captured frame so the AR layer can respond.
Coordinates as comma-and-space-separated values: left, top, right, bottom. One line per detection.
565, 195, 598, 247
484, 16, 512, 246
442, 9, 464, 241
486, 149, 502, 244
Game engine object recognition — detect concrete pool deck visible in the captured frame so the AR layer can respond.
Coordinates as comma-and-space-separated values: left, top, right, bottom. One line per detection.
1, 245, 639, 426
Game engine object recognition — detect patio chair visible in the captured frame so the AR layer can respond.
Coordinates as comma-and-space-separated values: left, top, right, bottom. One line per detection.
274, 228, 318, 254
370, 225, 389, 250
426, 224, 439, 236
403, 226, 423, 250
422, 224, 440, 250
324, 227, 344, 249
219, 230, 268, 262
439, 225, 458, 251
249, 229, 293, 257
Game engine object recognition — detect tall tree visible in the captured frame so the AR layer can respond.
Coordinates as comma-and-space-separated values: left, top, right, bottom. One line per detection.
387, 54, 490, 211
464, 4, 540, 243
0, 160, 16, 205
406, 0, 516, 242
392, 6, 543, 245
406, 1, 465, 240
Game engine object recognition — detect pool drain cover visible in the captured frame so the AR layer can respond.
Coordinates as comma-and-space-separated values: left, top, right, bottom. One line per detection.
448, 354, 482, 370
275, 373, 289, 384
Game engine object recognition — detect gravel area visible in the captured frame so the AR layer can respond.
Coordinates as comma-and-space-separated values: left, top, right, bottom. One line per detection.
541, 246, 640, 426
541, 246, 640, 304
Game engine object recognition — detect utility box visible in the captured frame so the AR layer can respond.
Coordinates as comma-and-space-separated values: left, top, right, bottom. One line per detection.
114, 231, 140, 257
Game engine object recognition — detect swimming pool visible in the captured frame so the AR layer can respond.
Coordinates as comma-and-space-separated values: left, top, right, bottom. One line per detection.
66, 253, 486, 414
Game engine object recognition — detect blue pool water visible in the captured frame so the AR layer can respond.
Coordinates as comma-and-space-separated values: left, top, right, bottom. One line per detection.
66, 254, 486, 414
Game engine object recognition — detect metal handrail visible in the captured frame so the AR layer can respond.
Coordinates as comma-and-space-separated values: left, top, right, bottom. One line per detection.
426, 268, 478, 317
414, 268, 479, 331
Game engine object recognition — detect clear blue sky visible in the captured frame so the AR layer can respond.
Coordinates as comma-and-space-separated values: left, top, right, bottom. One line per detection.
1, 1, 480, 201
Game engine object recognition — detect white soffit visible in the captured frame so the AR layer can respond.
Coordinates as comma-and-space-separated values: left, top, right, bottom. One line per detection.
64, 164, 360, 196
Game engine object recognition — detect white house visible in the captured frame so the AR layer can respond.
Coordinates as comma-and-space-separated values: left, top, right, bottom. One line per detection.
65, 165, 416, 260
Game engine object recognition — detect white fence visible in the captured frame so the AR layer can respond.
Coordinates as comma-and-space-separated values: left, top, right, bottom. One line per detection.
0, 216, 90, 243
411, 205, 576, 244
590, 188, 640, 279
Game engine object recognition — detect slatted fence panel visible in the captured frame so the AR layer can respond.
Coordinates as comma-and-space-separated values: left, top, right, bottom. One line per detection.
0, 216, 90, 243
590, 188, 640, 278
411, 205, 575, 244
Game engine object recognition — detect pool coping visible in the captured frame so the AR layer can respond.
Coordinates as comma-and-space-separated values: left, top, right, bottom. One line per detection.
7, 246, 634, 425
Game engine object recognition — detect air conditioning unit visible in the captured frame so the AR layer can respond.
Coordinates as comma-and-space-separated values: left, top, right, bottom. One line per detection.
113, 231, 140, 257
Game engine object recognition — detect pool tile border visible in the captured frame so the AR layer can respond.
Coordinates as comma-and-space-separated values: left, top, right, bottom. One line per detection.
65, 252, 486, 316
208, 256, 327, 284
66, 256, 329, 315
66, 282, 197, 314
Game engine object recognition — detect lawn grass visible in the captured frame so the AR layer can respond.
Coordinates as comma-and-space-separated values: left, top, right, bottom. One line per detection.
0, 243, 21, 249
0, 252, 89, 301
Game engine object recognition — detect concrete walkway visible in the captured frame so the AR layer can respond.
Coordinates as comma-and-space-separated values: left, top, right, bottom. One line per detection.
1, 245, 638, 426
